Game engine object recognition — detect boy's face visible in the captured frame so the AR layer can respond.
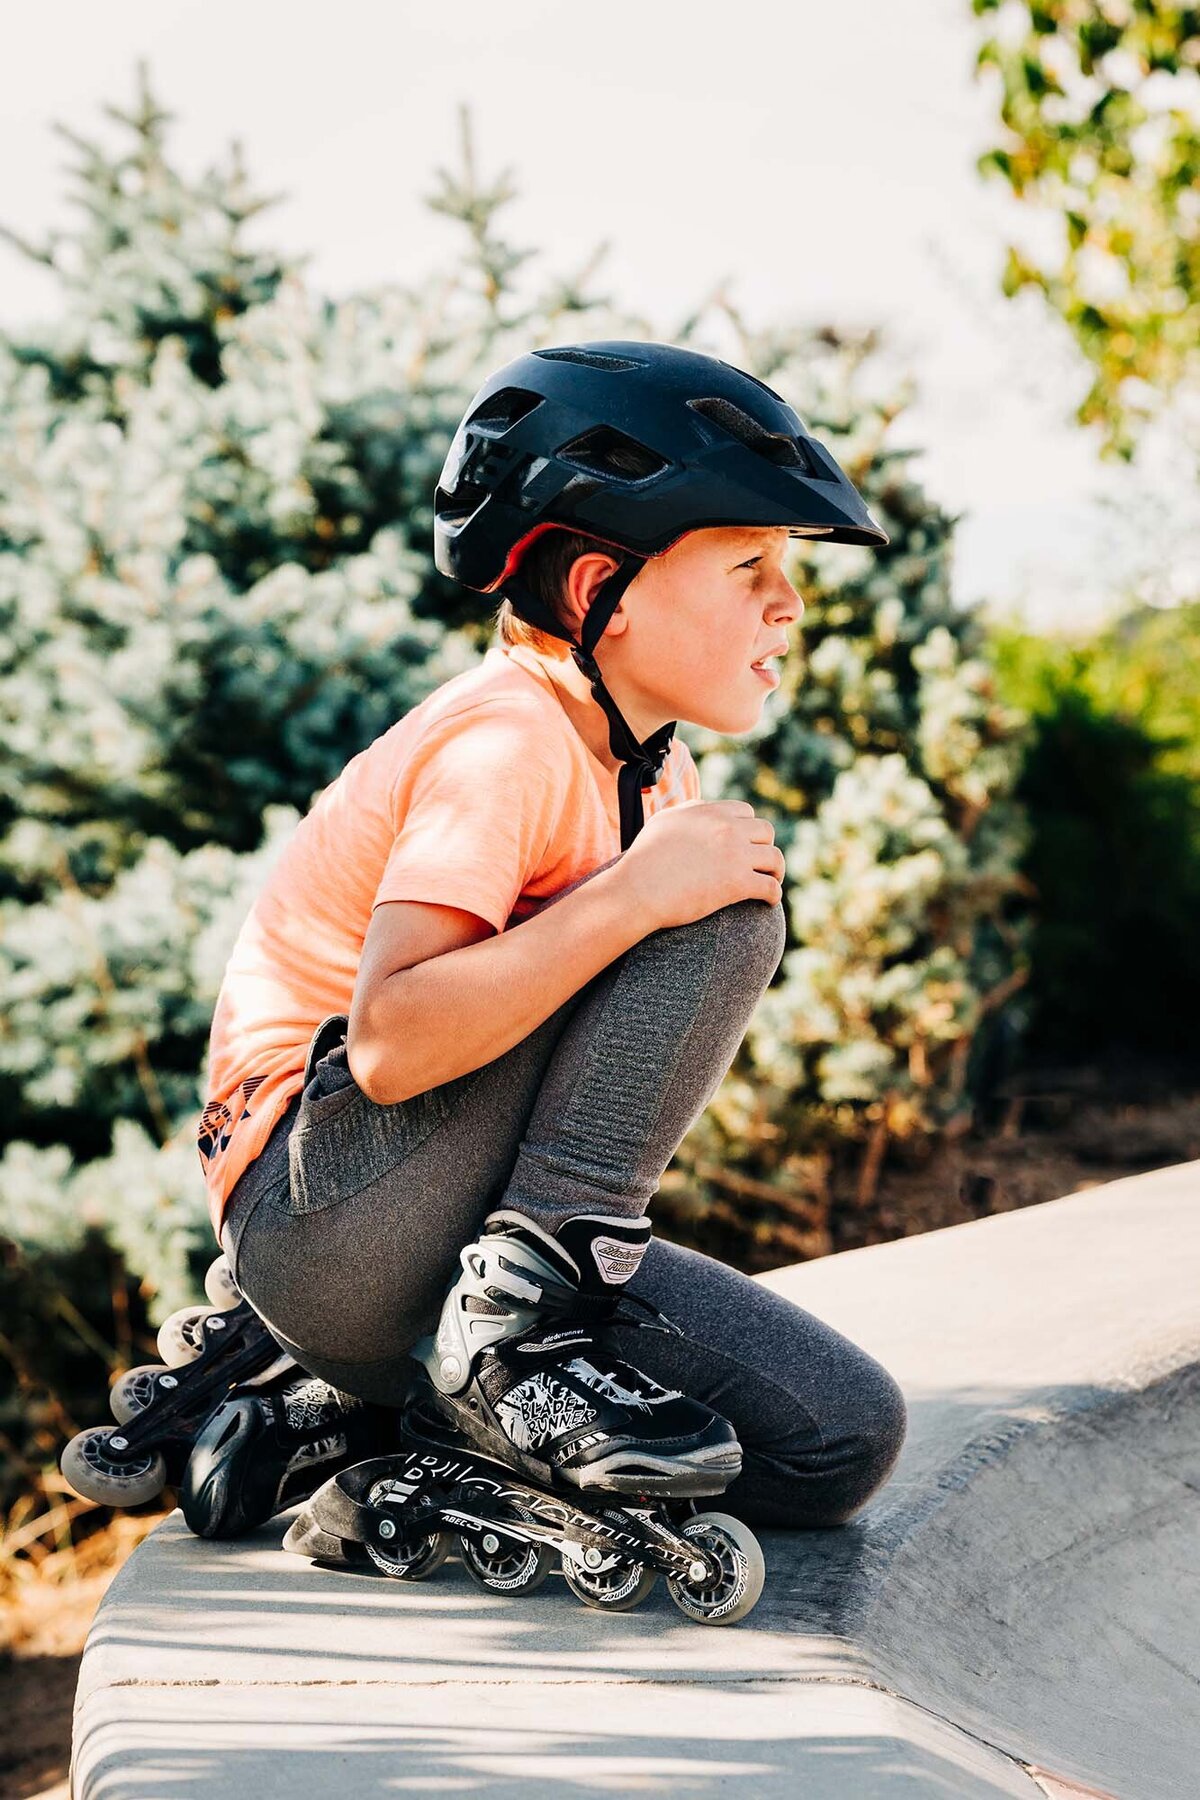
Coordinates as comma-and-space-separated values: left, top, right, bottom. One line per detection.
567, 524, 804, 737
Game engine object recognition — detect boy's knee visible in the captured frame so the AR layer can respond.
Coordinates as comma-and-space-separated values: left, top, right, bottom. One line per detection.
719, 895, 787, 985
761, 1367, 907, 1531
862, 1369, 908, 1485
816, 1371, 909, 1526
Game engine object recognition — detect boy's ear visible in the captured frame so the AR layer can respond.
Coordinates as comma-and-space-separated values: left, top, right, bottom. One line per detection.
566, 551, 625, 637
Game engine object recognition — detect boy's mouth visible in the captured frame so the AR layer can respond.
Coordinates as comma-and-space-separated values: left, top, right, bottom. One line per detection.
750, 644, 787, 686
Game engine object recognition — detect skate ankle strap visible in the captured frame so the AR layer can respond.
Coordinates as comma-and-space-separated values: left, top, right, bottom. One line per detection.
611, 1290, 685, 1337
561, 1288, 684, 1339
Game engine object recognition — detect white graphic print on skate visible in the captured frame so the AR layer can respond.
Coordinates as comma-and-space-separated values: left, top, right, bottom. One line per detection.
566, 1358, 684, 1413
494, 1356, 686, 1450
280, 1377, 355, 1474
494, 1371, 597, 1451
282, 1377, 350, 1433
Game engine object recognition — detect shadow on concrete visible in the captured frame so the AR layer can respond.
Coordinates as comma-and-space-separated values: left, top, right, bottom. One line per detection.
75, 1378, 1195, 1796
73, 1708, 1044, 1798
72, 1167, 1200, 1799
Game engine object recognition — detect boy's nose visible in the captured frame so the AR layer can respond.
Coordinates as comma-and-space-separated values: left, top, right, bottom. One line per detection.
769, 571, 803, 620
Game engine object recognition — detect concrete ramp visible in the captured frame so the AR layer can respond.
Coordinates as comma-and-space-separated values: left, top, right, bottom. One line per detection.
864, 1362, 1199, 1796
72, 1159, 1200, 1799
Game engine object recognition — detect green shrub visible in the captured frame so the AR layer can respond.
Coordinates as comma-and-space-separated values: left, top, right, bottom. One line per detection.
990, 602, 1200, 1055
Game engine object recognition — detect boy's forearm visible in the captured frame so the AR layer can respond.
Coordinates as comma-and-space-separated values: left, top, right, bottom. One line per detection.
359, 862, 655, 1105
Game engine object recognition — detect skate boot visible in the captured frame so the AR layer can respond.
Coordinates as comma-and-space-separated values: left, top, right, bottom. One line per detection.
179, 1369, 395, 1539
284, 1213, 766, 1624
60, 1253, 296, 1510
411, 1209, 742, 1497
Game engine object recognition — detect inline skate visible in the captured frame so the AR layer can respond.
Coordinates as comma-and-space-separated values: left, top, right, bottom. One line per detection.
59, 1253, 382, 1534
284, 1211, 765, 1624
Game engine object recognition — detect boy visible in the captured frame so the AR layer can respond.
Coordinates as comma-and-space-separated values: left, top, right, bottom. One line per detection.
191, 341, 909, 1535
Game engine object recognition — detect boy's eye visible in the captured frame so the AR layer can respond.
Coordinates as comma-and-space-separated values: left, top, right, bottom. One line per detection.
740, 557, 762, 570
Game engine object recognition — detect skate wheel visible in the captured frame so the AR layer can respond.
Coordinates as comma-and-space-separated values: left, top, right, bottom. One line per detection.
204, 1254, 241, 1308
363, 1477, 453, 1579
110, 1363, 173, 1424
156, 1304, 218, 1367
665, 1511, 765, 1626
561, 1550, 657, 1612
366, 1525, 452, 1580
457, 1498, 552, 1596
60, 1425, 167, 1508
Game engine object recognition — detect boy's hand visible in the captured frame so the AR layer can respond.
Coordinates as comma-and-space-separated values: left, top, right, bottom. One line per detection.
613, 800, 784, 932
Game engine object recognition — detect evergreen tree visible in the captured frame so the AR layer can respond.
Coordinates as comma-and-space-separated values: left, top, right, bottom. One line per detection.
0, 67, 478, 1315
0, 76, 643, 1306
0, 68, 1028, 1523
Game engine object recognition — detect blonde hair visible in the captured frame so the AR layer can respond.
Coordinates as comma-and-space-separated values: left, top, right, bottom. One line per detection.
492, 526, 605, 659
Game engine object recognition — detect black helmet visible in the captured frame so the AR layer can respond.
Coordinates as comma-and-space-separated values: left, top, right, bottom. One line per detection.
433, 339, 889, 848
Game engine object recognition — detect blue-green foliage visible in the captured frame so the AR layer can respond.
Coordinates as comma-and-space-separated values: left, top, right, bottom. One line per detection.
0, 71, 1028, 1502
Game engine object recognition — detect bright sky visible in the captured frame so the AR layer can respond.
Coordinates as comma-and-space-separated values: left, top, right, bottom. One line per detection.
1, 0, 1190, 630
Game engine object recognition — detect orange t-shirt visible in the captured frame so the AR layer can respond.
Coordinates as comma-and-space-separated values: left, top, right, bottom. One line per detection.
196, 642, 701, 1235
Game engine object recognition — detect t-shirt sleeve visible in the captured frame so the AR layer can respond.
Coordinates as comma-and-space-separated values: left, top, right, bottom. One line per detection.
371, 702, 570, 934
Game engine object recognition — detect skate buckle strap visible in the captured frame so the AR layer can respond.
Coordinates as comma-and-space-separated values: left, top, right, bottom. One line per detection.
613, 1290, 686, 1339
549, 1288, 685, 1340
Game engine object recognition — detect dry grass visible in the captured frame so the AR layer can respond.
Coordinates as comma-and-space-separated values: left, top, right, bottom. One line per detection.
1, 1492, 168, 1800
2, 1488, 168, 1651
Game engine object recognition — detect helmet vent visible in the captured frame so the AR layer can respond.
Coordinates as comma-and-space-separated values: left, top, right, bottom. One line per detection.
557, 426, 668, 482
434, 483, 482, 523
688, 396, 816, 472
534, 348, 644, 371
467, 387, 543, 431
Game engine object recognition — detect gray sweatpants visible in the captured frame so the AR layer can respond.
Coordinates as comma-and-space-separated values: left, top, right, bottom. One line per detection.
220, 875, 907, 1529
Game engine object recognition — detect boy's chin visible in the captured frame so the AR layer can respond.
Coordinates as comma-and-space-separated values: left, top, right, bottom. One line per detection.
685, 696, 770, 736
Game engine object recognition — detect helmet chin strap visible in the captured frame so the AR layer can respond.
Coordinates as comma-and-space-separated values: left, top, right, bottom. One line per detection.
501, 554, 678, 851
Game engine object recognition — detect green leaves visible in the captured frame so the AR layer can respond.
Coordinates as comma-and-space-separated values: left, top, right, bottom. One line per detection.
972, 0, 1200, 459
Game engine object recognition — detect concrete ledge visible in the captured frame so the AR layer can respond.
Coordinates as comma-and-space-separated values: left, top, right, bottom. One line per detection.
72, 1160, 1200, 1799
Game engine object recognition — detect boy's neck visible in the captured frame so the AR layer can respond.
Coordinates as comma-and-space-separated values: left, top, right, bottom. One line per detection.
529, 648, 627, 776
